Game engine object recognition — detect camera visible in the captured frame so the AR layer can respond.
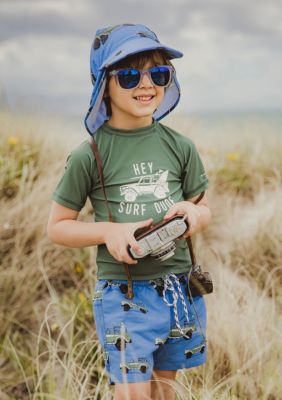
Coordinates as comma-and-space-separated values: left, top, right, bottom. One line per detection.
188, 264, 213, 296
128, 215, 189, 261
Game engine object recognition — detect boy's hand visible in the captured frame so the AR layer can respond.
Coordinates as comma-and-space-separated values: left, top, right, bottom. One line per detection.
163, 201, 202, 237
104, 218, 153, 265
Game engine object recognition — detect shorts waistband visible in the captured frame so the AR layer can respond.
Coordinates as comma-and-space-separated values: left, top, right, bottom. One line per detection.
98, 272, 188, 286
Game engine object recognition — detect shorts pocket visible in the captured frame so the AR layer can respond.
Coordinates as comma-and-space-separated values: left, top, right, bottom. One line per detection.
92, 281, 107, 347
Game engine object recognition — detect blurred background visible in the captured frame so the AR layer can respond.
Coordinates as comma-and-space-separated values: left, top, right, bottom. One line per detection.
0, 0, 282, 136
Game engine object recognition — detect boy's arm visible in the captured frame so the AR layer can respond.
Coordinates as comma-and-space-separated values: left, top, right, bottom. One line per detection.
47, 201, 109, 247
163, 192, 211, 237
47, 201, 152, 264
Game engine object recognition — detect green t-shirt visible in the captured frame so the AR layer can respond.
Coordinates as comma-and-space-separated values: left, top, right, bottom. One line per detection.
52, 120, 209, 280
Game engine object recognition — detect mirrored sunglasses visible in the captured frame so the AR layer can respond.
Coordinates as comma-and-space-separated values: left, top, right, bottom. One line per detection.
108, 65, 173, 89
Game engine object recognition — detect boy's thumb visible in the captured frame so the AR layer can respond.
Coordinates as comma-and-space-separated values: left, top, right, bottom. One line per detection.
137, 218, 153, 228
133, 218, 153, 241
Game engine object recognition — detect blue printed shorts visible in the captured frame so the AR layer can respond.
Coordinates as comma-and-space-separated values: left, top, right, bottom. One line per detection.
92, 272, 207, 384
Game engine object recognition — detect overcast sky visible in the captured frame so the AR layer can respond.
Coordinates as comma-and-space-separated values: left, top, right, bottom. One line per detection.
0, 0, 281, 117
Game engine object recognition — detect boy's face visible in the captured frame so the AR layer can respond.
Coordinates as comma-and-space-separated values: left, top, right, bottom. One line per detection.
107, 59, 165, 128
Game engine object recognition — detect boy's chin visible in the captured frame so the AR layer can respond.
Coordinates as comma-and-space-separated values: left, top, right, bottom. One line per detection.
132, 110, 155, 119
132, 104, 158, 116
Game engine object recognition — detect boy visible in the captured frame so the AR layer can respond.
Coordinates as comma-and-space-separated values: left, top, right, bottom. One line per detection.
47, 24, 211, 400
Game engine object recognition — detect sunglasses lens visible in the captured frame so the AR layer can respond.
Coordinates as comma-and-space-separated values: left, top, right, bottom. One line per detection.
117, 69, 140, 89
150, 66, 171, 86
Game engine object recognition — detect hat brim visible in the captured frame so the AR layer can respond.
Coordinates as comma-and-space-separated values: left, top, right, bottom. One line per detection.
101, 37, 183, 69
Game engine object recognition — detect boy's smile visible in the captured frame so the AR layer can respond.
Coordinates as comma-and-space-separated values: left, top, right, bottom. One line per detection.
107, 61, 165, 130
133, 94, 156, 104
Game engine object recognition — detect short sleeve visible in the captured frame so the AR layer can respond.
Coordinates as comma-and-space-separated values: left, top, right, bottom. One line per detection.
181, 139, 209, 199
52, 142, 94, 211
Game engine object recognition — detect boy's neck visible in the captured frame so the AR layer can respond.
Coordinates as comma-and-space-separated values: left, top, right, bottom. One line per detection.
106, 116, 154, 130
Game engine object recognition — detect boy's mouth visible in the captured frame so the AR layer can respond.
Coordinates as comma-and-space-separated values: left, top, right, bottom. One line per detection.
133, 95, 155, 102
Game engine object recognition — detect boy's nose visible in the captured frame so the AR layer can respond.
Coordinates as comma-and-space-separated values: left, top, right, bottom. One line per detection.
138, 72, 153, 88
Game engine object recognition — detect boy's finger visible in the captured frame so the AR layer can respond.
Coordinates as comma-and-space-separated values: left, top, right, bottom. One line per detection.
122, 249, 138, 265
137, 218, 153, 227
132, 219, 152, 242
164, 207, 177, 219
125, 257, 138, 265
128, 238, 141, 254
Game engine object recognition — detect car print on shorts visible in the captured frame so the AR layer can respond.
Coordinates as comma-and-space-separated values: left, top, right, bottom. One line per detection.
155, 337, 168, 346
168, 323, 196, 340
184, 341, 206, 359
105, 323, 132, 351
120, 170, 169, 202
120, 358, 150, 374
93, 290, 103, 301
121, 300, 148, 313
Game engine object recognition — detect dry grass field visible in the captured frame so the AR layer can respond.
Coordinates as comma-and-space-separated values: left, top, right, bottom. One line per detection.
0, 110, 281, 399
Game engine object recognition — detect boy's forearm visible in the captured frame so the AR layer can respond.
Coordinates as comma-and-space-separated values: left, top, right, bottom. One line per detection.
48, 220, 111, 248
48, 205, 211, 248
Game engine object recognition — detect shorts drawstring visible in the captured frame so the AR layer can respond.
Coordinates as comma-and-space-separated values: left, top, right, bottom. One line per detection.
162, 273, 191, 339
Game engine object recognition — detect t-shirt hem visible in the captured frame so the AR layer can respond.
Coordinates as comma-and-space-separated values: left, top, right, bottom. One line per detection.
97, 265, 192, 281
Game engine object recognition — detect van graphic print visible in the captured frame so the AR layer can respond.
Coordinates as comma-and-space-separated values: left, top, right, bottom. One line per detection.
120, 170, 169, 202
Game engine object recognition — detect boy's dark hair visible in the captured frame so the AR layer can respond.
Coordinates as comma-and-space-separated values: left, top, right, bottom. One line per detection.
103, 49, 174, 117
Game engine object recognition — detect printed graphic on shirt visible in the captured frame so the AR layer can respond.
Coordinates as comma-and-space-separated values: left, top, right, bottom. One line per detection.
118, 162, 174, 217
120, 170, 169, 202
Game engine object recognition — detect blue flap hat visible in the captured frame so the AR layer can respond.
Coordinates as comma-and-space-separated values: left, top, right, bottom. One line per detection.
84, 23, 183, 135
